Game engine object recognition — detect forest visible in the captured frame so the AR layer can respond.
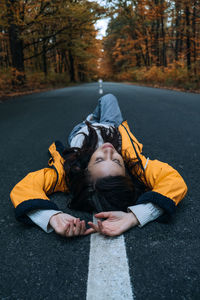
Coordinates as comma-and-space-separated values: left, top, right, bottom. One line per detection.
0, 0, 200, 96
0, 0, 105, 94
101, 0, 200, 90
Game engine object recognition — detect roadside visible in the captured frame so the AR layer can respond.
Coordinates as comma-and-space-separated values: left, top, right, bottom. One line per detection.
0, 86, 56, 103
0, 82, 79, 103
0, 71, 81, 103
110, 65, 200, 94
123, 81, 200, 94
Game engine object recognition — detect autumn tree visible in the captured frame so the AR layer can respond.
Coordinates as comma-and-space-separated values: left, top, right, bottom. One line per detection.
102, 0, 200, 86
3, 0, 26, 85
0, 0, 106, 87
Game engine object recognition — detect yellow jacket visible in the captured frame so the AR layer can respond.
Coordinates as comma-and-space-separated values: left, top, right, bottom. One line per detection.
10, 121, 188, 224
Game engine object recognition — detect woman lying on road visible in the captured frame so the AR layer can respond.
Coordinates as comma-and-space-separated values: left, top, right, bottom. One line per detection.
10, 94, 188, 238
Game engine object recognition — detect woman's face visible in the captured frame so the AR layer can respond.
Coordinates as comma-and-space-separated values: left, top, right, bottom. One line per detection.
87, 143, 125, 180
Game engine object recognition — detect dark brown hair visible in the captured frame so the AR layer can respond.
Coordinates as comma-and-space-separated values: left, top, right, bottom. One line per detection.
62, 122, 149, 212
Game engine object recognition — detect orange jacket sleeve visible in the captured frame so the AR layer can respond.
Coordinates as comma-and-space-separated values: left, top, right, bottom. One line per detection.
10, 141, 68, 224
144, 159, 187, 206
10, 167, 66, 224
135, 159, 188, 219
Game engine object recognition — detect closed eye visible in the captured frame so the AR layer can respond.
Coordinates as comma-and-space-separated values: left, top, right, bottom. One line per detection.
94, 157, 122, 167
95, 157, 104, 163
113, 159, 122, 166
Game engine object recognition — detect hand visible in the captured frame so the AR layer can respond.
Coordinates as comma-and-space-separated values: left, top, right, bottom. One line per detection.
88, 211, 139, 237
49, 213, 92, 237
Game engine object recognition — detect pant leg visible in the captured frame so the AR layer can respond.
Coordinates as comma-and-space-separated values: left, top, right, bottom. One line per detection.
68, 109, 99, 145
68, 93, 123, 145
67, 121, 86, 146
93, 93, 124, 127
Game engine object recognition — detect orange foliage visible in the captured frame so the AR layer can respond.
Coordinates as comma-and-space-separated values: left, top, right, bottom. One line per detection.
100, 0, 200, 90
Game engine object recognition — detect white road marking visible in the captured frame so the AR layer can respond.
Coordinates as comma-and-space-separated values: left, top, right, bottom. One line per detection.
86, 217, 134, 300
98, 79, 103, 94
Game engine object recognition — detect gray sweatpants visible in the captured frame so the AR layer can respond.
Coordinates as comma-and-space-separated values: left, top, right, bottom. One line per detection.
68, 93, 124, 145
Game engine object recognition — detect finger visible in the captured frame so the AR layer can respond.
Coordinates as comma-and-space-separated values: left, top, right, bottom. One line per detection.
66, 221, 74, 237
80, 220, 86, 235
74, 218, 81, 236
95, 212, 111, 219
98, 220, 108, 235
88, 221, 100, 232
84, 227, 96, 235
97, 220, 103, 232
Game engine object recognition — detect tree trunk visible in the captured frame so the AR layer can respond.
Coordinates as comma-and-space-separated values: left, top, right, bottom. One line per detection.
58, 51, 62, 73
5, 39, 11, 68
185, 5, 191, 71
6, 0, 25, 86
33, 39, 40, 71
160, 1, 167, 67
192, 0, 197, 76
155, 0, 160, 66
68, 48, 76, 82
175, 1, 181, 61
145, 37, 150, 67
42, 39, 47, 77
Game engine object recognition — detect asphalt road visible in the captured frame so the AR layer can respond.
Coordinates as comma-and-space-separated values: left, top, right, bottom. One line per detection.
0, 82, 199, 300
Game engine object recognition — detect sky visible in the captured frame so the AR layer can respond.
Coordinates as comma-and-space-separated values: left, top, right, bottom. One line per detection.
95, 18, 109, 39
89, 0, 110, 39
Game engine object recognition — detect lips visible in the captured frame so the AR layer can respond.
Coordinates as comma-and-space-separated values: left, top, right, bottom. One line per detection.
102, 143, 114, 149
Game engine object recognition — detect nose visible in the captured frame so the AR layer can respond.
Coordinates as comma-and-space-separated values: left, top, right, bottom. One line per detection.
103, 147, 114, 158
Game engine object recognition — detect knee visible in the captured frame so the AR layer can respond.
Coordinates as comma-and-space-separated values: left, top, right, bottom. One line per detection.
100, 93, 118, 103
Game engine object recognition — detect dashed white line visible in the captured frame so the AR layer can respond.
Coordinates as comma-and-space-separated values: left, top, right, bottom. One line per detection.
86, 217, 134, 300
99, 88, 103, 94
98, 79, 103, 94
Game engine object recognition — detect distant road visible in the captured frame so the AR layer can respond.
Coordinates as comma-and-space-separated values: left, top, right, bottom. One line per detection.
0, 82, 199, 300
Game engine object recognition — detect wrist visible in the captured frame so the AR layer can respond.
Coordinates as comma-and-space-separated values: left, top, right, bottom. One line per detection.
49, 212, 62, 224
128, 212, 139, 226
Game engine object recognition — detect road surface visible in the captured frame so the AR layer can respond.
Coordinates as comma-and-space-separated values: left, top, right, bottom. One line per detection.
0, 82, 199, 300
